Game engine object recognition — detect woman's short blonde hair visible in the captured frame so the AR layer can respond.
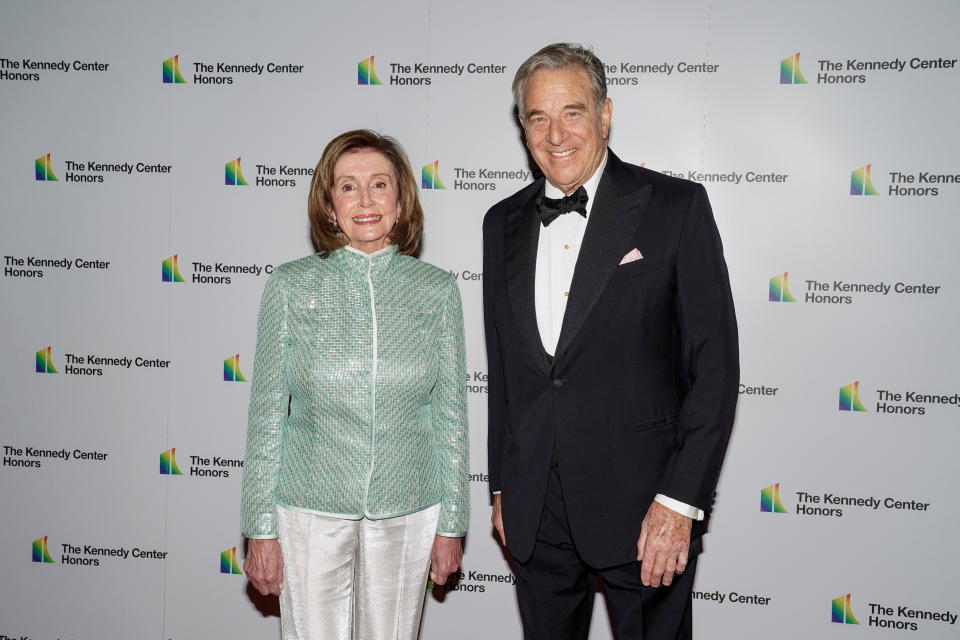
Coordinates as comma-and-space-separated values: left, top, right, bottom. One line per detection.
307, 129, 424, 256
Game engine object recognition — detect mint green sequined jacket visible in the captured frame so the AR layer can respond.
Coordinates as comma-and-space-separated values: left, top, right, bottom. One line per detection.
241, 245, 468, 538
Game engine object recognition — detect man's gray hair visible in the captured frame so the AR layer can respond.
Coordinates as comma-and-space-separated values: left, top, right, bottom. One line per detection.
512, 43, 608, 119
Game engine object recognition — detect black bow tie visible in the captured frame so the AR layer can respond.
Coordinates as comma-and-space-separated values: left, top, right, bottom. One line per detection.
538, 186, 588, 227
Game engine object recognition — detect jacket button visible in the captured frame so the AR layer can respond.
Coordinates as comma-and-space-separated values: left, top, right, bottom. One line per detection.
552, 379, 563, 388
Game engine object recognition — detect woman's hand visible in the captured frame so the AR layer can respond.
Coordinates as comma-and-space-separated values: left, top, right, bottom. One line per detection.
244, 538, 284, 596
429, 535, 463, 586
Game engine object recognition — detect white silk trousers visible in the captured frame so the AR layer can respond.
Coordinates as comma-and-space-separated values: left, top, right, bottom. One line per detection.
276, 504, 440, 640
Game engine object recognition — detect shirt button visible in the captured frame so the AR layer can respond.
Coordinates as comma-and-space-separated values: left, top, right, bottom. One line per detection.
563, 244, 570, 250
552, 379, 563, 388
563, 291, 569, 297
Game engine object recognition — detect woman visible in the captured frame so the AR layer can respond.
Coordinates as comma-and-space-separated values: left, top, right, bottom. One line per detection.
241, 129, 468, 639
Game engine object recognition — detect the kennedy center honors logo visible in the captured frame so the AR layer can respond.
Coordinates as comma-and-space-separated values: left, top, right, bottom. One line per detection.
358, 56, 381, 85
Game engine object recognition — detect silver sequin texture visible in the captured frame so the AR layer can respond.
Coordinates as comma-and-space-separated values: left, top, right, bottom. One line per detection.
241, 245, 469, 538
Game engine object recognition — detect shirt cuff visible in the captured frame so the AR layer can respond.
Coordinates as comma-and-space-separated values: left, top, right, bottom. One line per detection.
654, 494, 704, 521
491, 490, 501, 495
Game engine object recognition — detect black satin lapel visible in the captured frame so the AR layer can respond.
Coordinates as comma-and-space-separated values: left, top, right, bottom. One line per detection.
504, 191, 550, 375
553, 179, 652, 363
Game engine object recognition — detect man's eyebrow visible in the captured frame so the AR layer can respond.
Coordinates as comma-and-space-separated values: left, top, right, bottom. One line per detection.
525, 102, 588, 119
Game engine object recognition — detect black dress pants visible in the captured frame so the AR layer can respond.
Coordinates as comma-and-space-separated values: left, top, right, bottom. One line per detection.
514, 463, 698, 640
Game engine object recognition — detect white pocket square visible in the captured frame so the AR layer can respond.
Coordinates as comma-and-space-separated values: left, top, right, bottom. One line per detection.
619, 248, 644, 265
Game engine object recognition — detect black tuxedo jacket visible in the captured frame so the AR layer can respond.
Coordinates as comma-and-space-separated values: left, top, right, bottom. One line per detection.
483, 150, 739, 568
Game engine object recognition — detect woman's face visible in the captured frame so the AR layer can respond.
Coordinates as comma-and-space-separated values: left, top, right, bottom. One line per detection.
330, 149, 400, 254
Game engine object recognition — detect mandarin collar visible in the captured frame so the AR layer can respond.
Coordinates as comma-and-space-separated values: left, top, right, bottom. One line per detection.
334, 243, 400, 276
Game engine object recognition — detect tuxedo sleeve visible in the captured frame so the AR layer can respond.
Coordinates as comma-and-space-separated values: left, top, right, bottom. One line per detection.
658, 184, 739, 514
483, 209, 507, 494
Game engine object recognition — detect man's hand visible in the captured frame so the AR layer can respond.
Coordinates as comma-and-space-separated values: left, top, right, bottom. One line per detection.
430, 535, 463, 585
636, 501, 692, 587
244, 538, 284, 596
491, 493, 506, 546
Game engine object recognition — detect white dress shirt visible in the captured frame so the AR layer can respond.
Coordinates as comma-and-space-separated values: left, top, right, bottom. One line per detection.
533, 152, 703, 522
534, 153, 607, 356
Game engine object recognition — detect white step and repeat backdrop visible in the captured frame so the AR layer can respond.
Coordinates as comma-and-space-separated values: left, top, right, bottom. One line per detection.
2, 0, 958, 638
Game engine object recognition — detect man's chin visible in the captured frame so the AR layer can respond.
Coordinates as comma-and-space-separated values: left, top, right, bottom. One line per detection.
542, 164, 590, 190
545, 178, 583, 194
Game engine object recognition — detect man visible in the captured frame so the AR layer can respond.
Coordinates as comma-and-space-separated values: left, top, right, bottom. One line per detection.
483, 43, 738, 639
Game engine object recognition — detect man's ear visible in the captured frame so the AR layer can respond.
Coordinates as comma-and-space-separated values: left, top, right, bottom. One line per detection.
601, 98, 613, 140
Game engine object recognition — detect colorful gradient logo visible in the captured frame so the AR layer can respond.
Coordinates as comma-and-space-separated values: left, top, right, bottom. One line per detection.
223, 354, 248, 382
839, 381, 868, 412
357, 56, 382, 85
850, 164, 879, 196
760, 483, 788, 513
225, 157, 249, 186
769, 272, 796, 302
421, 161, 446, 190
780, 52, 807, 84
35, 153, 58, 181
35, 346, 58, 374
832, 593, 860, 624
32, 536, 55, 563
160, 448, 184, 475
163, 55, 186, 84
220, 547, 243, 574
162, 255, 185, 283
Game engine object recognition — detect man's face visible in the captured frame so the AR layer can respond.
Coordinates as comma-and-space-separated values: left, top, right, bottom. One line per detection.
521, 66, 612, 195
